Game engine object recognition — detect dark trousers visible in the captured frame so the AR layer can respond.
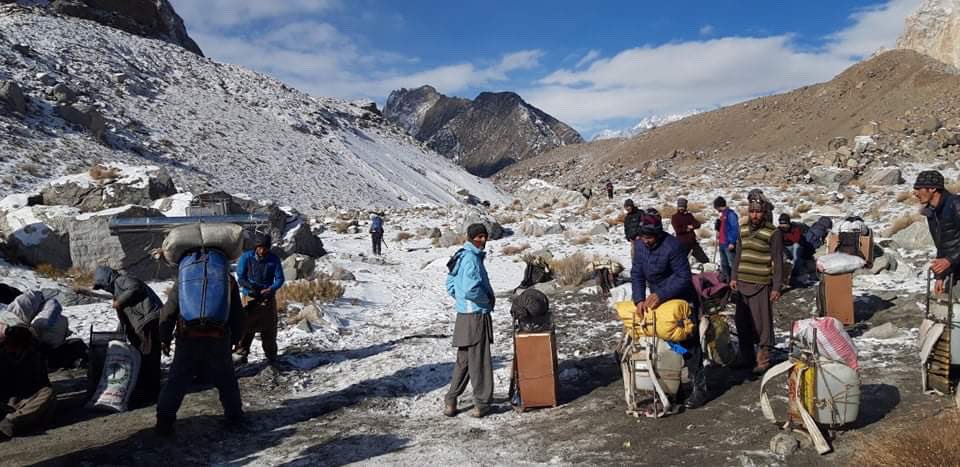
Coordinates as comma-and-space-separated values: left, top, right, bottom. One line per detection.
132, 337, 161, 407
681, 333, 707, 394
596, 268, 615, 297
238, 297, 278, 362
734, 282, 774, 368
607, 190, 614, 199
157, 336, 243, 423
719, 246, 735, 280
371, 232, 383, 256
445, 314, 494, 409
683, 242, 710, 264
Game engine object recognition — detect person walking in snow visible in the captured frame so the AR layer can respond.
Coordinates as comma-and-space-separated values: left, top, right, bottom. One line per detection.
730, 198, 784, 376
444, 224, 496, 418
914, 170, 960, 294
370, 213, 385, 256
713, 196, 739, 280
234, 234, 285, 365
92, 266, 162, 407
605, 180, 614, 200
671, 198, 709, 264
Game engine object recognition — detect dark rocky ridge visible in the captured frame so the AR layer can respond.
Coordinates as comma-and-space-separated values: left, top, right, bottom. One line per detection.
384, 85, 583, 177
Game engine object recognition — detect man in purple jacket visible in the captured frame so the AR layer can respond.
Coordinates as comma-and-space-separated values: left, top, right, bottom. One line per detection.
631, 212, 708, 409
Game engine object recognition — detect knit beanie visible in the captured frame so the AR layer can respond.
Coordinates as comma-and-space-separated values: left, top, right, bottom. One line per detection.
467, 223, 488, 240
677, 197, 688, 208
914, 170, 945, 190
778, 213, 791, 225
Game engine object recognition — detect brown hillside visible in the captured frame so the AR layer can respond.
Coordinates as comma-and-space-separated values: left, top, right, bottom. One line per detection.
499, 49, 960, 187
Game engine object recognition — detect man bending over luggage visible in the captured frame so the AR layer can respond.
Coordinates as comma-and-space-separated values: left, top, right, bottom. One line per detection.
156, 272, 246, 436
235, 234, 285, 365
914, 170, 960, 294
444, 223, 496, 418
730, 199, 784, 376
0, 325, 55, 442
631, 212, 709, 409
93, 266, 162, 407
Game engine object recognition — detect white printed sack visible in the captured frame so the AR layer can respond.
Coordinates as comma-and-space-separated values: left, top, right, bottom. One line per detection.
89, 340, 141, 413
816, 253, 866, 274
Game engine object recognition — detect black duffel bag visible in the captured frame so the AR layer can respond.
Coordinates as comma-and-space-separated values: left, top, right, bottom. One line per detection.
510, 288, 551, 333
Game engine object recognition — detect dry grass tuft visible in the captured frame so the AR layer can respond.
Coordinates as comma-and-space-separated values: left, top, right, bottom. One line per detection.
394, 231, 414, 242
949, 181, 960, 193
884, 212, 923, 236
606, 212, 626, 226
660, 206, 678, 218
548, 252, 592, 287
795, 203, 812, 214
333, 222, 354, 234
89, 164, 120, 182
851, 410, 960, 467
35, 264, 95, 287
688, 202, 706, 213
895, 191, 912, 203
571, 235, 592, 245
277, 274, 345, 310
495, 213, 518, 225
35, 263, 68, 279
501, 243, 530, 256
603, 206, 614, 215
589, 212, 601, 220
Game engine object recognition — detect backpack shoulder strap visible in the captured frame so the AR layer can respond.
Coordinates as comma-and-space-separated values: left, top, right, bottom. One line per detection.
759, 359, 795, 422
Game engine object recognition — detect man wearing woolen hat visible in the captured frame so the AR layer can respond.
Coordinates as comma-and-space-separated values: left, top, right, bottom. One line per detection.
444, 223, 496, 418
671, 197, 709, 264
914, 170, 960, 294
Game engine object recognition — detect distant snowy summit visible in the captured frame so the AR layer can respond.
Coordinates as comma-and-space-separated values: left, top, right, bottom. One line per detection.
591, 111, 702, 141
383, 85, 583, 177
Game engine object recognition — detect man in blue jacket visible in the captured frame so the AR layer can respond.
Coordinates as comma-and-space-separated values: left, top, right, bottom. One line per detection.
234, 234, 285, 365
631, 212, 708, 409
713, 196, 740, 281
444, 224, 496, 418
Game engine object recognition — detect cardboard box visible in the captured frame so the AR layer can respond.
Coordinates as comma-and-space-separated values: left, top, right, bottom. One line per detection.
514, 331, 559, 410
826, 232, 874, 267
819, 272, 854, 325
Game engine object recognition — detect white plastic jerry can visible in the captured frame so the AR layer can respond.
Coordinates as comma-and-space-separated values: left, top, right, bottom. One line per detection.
814, 361, 861, 426
631, 337, 684, 396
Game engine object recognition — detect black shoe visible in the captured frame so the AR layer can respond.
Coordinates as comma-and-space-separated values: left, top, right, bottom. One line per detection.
155, 418, 175, 437
683, 390, 710, 410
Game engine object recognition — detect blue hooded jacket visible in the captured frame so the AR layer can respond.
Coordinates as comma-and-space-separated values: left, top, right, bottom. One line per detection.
631, 234, 695, 305
237, 250, 285, 298
446, 242, 495, 313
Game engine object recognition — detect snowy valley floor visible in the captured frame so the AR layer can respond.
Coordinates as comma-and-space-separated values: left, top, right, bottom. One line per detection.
0, 190, 954, 466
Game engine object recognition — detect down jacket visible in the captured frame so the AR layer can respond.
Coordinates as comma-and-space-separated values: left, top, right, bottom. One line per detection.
926, 190, 960, 280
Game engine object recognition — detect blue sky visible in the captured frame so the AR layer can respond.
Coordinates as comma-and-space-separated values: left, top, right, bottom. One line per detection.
170, 0, 921, 137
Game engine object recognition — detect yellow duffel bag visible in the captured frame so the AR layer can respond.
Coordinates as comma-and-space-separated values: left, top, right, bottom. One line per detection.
615, 299, 694, 342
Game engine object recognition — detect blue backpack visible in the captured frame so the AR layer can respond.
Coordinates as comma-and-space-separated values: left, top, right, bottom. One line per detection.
178, 249, 230, 330
370, 216, 383, 233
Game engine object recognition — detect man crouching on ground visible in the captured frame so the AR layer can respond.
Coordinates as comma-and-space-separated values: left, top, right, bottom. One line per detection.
444, 224, 495, 418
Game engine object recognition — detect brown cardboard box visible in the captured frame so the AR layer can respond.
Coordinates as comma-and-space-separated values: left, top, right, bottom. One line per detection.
826, 232, 874, 267
515, 331, 559, 410
819, 273, 854, 325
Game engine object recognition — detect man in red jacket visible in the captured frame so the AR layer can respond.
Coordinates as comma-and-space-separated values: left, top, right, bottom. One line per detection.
671, 198, 709, 264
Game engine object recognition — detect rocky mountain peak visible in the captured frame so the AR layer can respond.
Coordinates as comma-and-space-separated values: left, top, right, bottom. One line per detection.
897, 0, 960, 69
383, 86, 583, 177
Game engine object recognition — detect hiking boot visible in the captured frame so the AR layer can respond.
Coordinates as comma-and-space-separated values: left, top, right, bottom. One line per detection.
470, 406, 490, 418
683, 390, 710, 410
232, 352, 249, 366
155, 417, 175, 438
443, 402, 458, 417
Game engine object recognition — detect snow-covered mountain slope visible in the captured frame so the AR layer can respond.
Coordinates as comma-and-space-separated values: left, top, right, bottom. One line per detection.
0, 6, 505, 212
591, 110, 702, 141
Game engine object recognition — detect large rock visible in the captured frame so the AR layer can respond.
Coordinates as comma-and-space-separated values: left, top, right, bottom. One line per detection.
282, 254, 316, 281
42, 164, 176, 213
514, 178, 586, 208
280, 221, 326, 258
808, 166, 855, 190
0, 80, 26, 114
49, 0, 203, 55
898, 0, 960, 68
862, 167, 904, 186
1, 205, 78, 269
462, 210, 504, 240
57, 103, 106, 139
68, 205, 174, 280
891, 221, 934, 250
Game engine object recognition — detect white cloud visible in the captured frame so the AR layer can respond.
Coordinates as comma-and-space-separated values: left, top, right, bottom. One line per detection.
699, 24, 715, 36
575, 49, 601, 68
170, 0, 340, 28
523, 0, 921, 129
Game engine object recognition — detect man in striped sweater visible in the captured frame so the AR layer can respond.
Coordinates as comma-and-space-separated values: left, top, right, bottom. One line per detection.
730, 198, 784, 376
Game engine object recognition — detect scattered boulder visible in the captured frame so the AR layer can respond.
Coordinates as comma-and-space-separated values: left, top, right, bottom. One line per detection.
770, 433, 800, 457
853, 135, 875, 155
282, 254, 316, 281
42, 165, 176, 213
919, 115, 943, 134
862, 322, 900, 339
0, 80, 26, 114
514, 179, 586, 208
280, 221, 326, 258
1, 205, 77, 269
590, 223, 609, 235
462, 210, 503, 240
827, 137, 848, 151
57, 103, 106, 139
861, 167, 903, 186
68, 205, 174, 280
808, 166, 855, 190
50, 83, 77, 104
437, 229, 463, 248
891, 221, 934, 250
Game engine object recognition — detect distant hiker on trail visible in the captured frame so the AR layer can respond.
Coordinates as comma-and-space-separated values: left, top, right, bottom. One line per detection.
731, 198, 784, 376
624, 199, 642, 255
444, 223, 496, 418
914, 170, 960, 294
671, 197, 709, 264
630, 211, 709, 409
581, 186, 593, 208
606, 180, 614, 200
0, 325, 55, 442
235, 234, 285, 365
713, 196, 739, 280
92, 266, 162, 407
157, 272, 246, 436
370, 213, 385, 256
